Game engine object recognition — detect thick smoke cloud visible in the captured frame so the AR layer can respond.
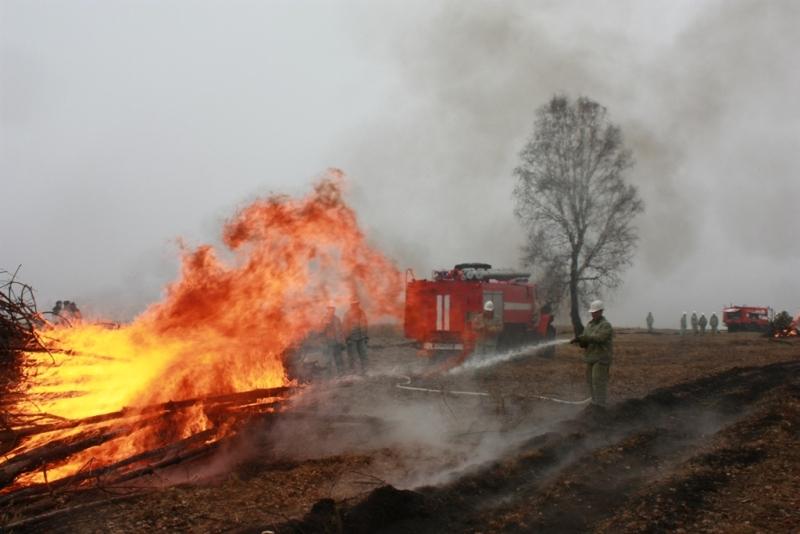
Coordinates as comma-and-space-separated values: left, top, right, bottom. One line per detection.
341, 0, 800, 324
1, 1, 798, 325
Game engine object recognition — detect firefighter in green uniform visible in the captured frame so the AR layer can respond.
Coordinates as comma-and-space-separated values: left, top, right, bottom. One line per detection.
646, 311, 654, 333
698, 313, 708, 334
571, 300, 613, 407
691, 311, 699, 335
709, 312, 719, 334
680, 312, 687, 336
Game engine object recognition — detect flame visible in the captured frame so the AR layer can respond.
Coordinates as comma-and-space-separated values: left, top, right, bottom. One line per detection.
774, 329, 798, 338
8, 171, 403, 486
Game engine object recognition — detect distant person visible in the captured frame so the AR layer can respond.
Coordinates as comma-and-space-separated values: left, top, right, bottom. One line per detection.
471, 300, 502, 356
691, 311, 699, 335
571, 300, 613, 407
321, 304, 345, 377
646, 311, 654, 333
65, 301, 82, 322
709, 312, 719, 334
50, 300, 64, 326
343, 299, 369, 374
680, 312, 687, 336
698, 313, 707, 334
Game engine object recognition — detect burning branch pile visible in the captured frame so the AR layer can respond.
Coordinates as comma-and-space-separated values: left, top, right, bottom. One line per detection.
0, 268, 53, 434
0, 174, 404, 519
0, 386, 292, 505
0, 268, 50, 354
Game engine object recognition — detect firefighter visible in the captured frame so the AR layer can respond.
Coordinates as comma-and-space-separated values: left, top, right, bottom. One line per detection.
709, 312, 719, 334
343, 299, 368, 374
471, 300, 502, 356
698, 312, 708, 334
691, 311, 699, 335
680, 312, 687, 336
321, 304, 345, 376
646, 311, 654, 333
571, 300, 613, 407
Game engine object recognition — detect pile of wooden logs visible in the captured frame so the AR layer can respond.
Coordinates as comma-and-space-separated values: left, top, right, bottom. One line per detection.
0, 386, 293, 503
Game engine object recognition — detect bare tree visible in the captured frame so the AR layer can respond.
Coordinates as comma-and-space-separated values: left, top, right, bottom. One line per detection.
514, 95, 643, 334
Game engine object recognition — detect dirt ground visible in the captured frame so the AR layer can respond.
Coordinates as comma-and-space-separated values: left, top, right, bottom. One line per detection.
3, 327, 800, 533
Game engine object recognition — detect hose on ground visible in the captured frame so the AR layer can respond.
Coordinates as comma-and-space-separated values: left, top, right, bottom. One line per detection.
395, 376, 591, 404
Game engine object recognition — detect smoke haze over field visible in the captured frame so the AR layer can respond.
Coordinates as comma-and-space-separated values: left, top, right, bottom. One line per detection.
1, 0, 798, 325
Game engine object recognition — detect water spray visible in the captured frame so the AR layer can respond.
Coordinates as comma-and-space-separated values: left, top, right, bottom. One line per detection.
449, 338, 571, 374
394, 339, 589, 405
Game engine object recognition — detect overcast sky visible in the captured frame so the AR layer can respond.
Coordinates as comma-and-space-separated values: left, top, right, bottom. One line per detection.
2, 0, 798, 326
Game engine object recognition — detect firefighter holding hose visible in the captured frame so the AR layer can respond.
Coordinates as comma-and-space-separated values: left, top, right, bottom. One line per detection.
571, 300, 614, 407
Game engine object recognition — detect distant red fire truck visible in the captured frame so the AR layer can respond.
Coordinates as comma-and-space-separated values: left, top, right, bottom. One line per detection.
404, 263, 555, 357
722, 305, 773, 332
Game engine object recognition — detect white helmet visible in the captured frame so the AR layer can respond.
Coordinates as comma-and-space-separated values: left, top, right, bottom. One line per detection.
483, 300, 495, 312
588, 300, 604, 313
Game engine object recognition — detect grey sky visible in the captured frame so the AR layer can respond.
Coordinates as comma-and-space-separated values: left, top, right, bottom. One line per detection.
2, 0, 798, 325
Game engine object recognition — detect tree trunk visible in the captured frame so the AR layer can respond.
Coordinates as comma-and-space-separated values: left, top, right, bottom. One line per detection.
569, 254, 584, 336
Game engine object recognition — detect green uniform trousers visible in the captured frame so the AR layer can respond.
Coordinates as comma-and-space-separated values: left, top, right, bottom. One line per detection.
586, 361, 610, 406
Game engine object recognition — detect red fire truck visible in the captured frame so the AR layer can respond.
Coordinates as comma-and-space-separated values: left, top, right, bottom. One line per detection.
404, 263, 555, 357
722, 305, 773, 332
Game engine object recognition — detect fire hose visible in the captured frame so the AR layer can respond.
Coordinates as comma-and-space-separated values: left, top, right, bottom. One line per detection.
395, 376, 590, 405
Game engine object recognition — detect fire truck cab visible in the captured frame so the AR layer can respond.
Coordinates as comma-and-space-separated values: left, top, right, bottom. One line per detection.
404, 263, 554, 357
722, 305, 773, 332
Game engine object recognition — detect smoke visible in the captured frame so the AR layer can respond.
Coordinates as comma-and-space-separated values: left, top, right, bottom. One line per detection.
340, 0, 800, 323
2, 0, 797, 325
238, 361, 576, 489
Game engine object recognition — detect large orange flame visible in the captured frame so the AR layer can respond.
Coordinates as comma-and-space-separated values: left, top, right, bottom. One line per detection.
10, 171, 403, 485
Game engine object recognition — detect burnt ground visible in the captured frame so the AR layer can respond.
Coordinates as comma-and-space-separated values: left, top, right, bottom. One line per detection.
3, 329, 800, 533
